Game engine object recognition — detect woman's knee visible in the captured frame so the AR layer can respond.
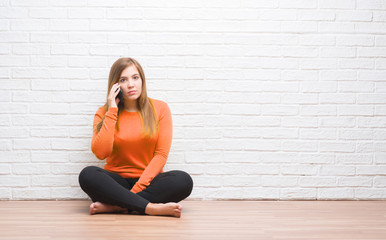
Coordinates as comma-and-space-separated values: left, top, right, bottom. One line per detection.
78, 166, 100, 187
171, 170, 193, 195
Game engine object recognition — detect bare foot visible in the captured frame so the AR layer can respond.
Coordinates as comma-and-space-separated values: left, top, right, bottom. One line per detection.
89, 202, 129, 215
145, 202, 182, 218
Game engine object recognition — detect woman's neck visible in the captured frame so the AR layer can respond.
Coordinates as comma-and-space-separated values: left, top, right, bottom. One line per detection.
124, 100, 138, 112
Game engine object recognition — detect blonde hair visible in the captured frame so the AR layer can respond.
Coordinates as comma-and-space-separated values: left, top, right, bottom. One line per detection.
96, 58, 158, 138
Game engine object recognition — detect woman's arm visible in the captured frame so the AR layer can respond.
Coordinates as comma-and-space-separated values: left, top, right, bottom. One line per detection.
130, 103, 173, 193
91, 83, 121, 160
91, 107, 118, 160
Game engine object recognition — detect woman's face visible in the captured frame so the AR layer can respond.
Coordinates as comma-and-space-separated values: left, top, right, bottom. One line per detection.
118, 65, 142, 102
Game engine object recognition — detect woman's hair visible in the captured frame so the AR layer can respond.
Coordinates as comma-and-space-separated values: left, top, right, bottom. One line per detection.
95, 58, 158, 138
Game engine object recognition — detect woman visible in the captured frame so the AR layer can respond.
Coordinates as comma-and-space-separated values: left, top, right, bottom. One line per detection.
78, 58, 193, 218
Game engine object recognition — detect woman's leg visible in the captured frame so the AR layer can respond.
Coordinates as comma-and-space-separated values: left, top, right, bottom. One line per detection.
78, 166, 149, 213
137, 170, 194, 203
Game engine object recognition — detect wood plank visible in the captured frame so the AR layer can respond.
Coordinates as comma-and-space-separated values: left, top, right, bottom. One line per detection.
0, 200, 385, 239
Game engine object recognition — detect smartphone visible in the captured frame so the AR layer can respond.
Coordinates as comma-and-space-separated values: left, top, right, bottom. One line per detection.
116, 88, 125, 104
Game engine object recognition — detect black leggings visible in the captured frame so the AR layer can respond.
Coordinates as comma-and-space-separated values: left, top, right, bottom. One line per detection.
78, 166, 193, 213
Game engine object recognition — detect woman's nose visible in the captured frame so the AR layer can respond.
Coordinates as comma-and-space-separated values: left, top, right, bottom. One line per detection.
127, 79, 134, 87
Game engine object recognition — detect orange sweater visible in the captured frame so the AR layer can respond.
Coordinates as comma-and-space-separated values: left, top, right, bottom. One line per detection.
91, 99, 172, 194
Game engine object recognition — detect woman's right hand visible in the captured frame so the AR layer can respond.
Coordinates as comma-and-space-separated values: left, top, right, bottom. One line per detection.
107, 83, 121, 109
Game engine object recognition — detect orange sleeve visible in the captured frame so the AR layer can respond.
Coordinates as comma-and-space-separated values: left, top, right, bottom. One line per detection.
91, 107, 118, 160
130, 103, 173, 193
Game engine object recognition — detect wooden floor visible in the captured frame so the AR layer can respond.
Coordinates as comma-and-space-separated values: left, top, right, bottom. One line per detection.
0, 200, 385, 240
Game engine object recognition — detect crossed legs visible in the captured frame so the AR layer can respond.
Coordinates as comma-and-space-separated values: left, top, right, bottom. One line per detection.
78, 166, 193, 217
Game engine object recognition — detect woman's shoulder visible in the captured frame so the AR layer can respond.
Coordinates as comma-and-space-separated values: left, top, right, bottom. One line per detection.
150, 98, 171, 118
95, 105, 108, 117
150, 98, 169, 110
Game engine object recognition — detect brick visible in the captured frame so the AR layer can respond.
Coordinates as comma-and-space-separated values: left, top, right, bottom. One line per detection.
301, 81, 337, 93
280, 188, 317, 200
358, 48, 386, 57
224, 176, 261, 187
49, 0, 86, 7
338, 105, 374, 116
0, 7, 28, 18
51, 44, 89, 55
31, 32, 68, 43
13, 164, 51, 175
0, 188, 11, 200
298, 153, 335, 164
29, 8, 67, 18
11, 0, 48, 6
300, 105, 337, 116
320, 47, 356, 58
374, 130, 386, 140
32, 151, 69, 163
0, 32, 28, 43
337, 154, 373, 165
357, 0, 386, 10
0, 127, 29, 138
319, 22, 355, 33
12, 67, 49, 79
0, 164, 11, 174
260, 152, 297, 163
13, 139, 51, 150
357, 166, 386, 175
69, 8, 106, 18
374, 177, 386, 187
335, 11, 372, 21
50, 20, 89, 31
51, 139, 89, 151
320, 117, 356, 127
262, 105, 298, 116
319, 93, 355, 104
356, 23, 386, 34
283, 141, 318, 152
11, 19, 49, 31
376, 59, 386, 69
355, 189, 386, 199
299, 177, 336, 187
318, 188, 354, 200
279, 0, 317, 9
223, 151, 261, 163
300, 129, 337, 140
242, 188, 280, 200
51, 187, 86, 199
300, 59, 338, 69
261, 176, 298, 187
375, 153, 386, 164
30, 103, 70, 114
0, 176, 28, 187
338, 81, 374, 92
338, 177, 372, 187
193, 176, 222, 187
13, 188, 50, 200
0, 56, 29, 66
299, 10, 335, 21
319, 0, 355, 9
320, 166, 356, 176
31, 56, 68, 67
243, 164, 280, 175
281, 117, 318, 128
31, 175, 69, 187
319, 142, 355, 153
185, 151, 222, 163
339, 129, 373, 140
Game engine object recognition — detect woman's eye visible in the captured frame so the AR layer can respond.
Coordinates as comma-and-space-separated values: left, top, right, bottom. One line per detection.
134, 76, 138, 80
120, 79, 126, 82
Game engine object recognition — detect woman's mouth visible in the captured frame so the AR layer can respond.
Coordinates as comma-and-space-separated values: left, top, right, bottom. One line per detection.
128, 91, 136, 95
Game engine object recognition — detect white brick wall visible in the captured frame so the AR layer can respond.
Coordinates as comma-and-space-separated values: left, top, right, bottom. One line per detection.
1, 0, 386, 200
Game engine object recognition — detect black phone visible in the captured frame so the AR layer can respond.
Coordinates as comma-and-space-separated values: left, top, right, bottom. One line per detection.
116, 88, 125, 103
